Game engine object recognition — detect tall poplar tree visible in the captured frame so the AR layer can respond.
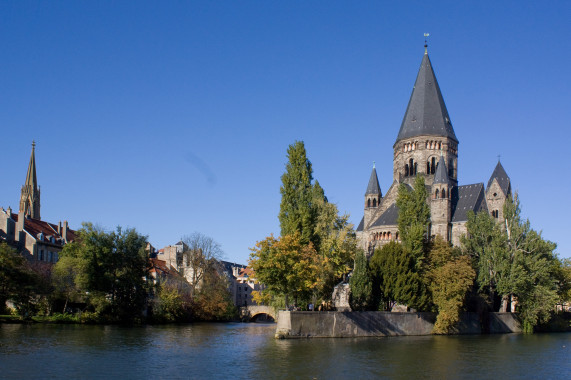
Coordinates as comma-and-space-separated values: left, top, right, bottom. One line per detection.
279, 141, 318, 246
349, 250, 372, 311
396, 176, 431, 266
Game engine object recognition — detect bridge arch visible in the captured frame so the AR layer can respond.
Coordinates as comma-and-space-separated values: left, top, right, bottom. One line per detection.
240, 306, 277, 322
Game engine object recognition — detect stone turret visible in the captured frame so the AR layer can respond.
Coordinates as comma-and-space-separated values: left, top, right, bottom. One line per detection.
486, 161, 511, 221
431, 155, 452, 240
19, 141, 41, 220
364, 163, 382, 228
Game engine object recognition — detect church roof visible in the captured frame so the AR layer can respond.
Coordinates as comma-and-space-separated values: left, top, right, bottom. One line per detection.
371, 203, 399, 227
451, 183, 488, 222
487, 161, 511, 196
356, 216, 364, 232
395, 52, 458, 145
365, 165, 382, 196
433, 155, 449, 184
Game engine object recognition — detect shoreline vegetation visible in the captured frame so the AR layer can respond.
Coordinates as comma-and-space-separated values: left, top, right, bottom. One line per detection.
1, 227, 239, 325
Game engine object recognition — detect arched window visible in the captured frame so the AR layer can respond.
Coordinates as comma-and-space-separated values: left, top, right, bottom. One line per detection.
435, 189, 440, 199
395, 232, 399, 241
388, 232, 392, 240
414, 163, 418, 175
431, 157, 436, 174
404, 164, 409, 177
409, 159, 414, 176
449, 159, 454, 177
372, 199, 377, 207
442, 189, 446, 199
426, 161, 430, 174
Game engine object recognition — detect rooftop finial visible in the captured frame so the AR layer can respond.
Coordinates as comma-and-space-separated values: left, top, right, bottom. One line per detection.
373, 161, 376, 169
32, 140, 36, 149
497, 154, 501, 162
424, 33, 429, 54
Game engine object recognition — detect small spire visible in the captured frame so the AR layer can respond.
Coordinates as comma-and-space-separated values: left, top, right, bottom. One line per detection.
32, 140, 36, 149
433, 155, 449, 184
497, 154, 501, 162
373, 161, 376, 169
424, 33, 429, 54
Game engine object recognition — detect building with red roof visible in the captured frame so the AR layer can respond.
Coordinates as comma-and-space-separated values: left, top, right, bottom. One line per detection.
0, 142, 77, 263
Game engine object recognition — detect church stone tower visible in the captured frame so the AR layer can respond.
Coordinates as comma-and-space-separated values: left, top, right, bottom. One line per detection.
431, 155, 452, 239
19, 141, 41, 219
392, 47, 459, 188
363, 164, 382, 228
486, 161, 511, 221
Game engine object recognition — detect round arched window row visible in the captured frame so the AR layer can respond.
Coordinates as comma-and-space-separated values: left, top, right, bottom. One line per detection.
370, 231, 398, 241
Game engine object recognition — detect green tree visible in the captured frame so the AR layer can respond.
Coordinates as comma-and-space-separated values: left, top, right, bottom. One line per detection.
0, 242, 39, 317
555, 258, 571, 309
51, 254, 83, 313
461, 210, 507, 308
152, 280, 193, 323
427, 237, 475, 334
56, 223, 149, 322
349, 249, 372, 311
396, 176, 430, 266
370, 241, 430, 311
462, 194, 559, 332
279, 141, 318, 246
313, 196, 357, 302
249, 233, 319, 307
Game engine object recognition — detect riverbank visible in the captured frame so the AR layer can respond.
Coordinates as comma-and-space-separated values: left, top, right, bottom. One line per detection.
275, 311, 525, 338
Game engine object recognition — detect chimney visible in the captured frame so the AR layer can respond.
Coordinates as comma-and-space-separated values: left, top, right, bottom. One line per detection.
6, 207, 11, 218
62, 220, 68, 243
57, 221, 62, 235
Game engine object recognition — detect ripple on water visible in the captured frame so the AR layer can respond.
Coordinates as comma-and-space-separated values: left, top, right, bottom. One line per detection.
1, 323, 570, 379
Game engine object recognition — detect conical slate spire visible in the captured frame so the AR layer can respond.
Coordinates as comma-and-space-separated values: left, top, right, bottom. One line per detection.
433, 155, 449, 184
487, 161, 511, 196
365, 164, 382, 196
25, 141, 38, 190
395, 51, 458, 144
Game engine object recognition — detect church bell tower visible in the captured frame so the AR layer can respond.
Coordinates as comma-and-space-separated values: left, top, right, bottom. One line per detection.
19, 141, 41, 219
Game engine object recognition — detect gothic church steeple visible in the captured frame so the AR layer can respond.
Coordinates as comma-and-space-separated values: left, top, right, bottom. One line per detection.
19, 141, 41, 219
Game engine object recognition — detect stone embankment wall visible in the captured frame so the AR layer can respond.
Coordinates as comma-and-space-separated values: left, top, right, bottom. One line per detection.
275, 311, 521, 338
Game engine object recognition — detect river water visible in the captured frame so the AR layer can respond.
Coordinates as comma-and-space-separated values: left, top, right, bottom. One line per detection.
1, 322, 569, 379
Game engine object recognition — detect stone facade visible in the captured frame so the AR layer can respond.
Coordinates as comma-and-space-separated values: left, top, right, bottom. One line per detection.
357, 48, 510, 252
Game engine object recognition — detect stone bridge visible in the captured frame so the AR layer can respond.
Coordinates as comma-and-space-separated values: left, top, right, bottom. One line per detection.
239, 305, 277, 322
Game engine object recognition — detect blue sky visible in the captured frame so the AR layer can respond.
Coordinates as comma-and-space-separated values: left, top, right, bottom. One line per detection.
1, 1, 570, 262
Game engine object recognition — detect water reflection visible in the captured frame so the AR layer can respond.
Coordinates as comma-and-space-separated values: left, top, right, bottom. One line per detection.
1, 323, 570, 379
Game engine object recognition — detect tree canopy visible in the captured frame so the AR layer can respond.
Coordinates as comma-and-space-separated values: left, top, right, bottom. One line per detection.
396, 176, 430, 266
